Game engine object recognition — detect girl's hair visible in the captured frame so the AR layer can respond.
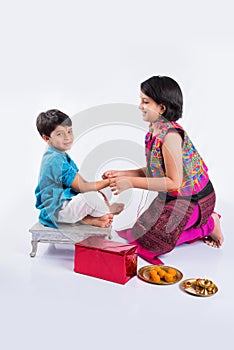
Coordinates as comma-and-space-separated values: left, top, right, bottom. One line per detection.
141, 76, 183, 121
36, 109, 72, 137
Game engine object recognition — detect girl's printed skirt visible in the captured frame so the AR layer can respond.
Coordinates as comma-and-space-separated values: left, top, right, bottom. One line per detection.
130, 189, 216, 257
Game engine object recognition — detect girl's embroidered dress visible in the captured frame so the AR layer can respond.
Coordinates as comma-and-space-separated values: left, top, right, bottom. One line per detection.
119, 121, 216, 264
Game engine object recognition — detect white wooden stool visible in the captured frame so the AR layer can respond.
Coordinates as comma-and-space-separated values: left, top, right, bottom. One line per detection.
29, 222, 112, 257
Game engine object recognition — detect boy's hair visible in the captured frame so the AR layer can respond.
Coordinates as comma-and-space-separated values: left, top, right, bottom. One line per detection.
141, 76, 183, 121
36, 109, 72, 137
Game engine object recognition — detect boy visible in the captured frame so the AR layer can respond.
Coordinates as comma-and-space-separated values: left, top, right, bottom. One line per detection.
35, 109, 123, 228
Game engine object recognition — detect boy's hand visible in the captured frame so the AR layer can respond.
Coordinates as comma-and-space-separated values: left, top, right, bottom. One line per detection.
109, 176, 132, 195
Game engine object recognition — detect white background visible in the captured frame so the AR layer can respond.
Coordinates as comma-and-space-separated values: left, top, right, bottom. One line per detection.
0, 1, 233, 349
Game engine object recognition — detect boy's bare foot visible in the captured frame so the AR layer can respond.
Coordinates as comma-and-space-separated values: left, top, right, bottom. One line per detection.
109, 203, 125, 215
203, 213, 224, 248
81, 214, 113, 228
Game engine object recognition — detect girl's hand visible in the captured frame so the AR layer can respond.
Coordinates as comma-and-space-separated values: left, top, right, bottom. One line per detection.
102, 170, 120, 179
109, 176, 132, 195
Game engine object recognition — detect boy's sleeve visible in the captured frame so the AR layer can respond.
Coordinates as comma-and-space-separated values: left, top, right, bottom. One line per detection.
61, 160, 78, 187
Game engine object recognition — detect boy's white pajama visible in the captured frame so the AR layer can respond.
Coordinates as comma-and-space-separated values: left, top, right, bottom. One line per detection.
56, 188, 112, 224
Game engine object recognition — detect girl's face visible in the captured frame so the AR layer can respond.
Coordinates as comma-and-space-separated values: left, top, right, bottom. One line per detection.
138, 92, 166, 123
43, 125, 74, 153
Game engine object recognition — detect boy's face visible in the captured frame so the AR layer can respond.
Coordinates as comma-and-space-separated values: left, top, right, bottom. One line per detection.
43, 125, 74, 153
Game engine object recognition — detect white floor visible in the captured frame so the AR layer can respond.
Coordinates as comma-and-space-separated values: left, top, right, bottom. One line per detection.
1, 197, 233, 350
1, 2, 234, 349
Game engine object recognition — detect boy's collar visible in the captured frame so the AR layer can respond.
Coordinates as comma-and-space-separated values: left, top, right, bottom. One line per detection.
47, 145, 67, 155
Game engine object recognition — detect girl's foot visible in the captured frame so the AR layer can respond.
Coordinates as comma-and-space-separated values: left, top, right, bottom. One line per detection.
81, 214, 113, 228
109, 203, 125, 215
203, 213, 224, 248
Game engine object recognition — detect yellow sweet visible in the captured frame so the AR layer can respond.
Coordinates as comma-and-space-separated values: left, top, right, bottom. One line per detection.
149, 269, 161, 283
154, 266, 161, 272
164, 272, 174, 282
158, 269, 166, 278
167, 268, 177, 277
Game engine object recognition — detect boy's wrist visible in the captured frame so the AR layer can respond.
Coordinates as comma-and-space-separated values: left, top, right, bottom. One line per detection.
104, 178, 111, 186
96, 178, 110, 191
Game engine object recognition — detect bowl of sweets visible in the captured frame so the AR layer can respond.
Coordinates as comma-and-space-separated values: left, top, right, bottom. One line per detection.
138, 265, 183, 285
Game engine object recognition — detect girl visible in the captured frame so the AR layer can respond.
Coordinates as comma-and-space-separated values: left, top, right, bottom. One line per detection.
103, 76, 224, 264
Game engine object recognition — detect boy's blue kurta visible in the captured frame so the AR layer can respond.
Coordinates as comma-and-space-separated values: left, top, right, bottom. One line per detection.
35, 146, 79, 228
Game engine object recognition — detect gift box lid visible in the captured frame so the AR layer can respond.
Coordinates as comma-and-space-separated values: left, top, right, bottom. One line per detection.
75, 236, 137, 255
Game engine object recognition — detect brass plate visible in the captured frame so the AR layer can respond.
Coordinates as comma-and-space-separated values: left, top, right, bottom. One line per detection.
180, 278, 218, 297
137, 265, 183, 285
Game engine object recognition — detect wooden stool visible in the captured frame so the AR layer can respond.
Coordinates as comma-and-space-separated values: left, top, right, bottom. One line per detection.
29, 222, 112, 257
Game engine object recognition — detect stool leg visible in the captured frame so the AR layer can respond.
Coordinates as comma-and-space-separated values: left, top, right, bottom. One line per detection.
30, 240, 38, 257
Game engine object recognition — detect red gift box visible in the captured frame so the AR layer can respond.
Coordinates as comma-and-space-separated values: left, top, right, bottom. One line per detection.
74, 237, 138, 284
